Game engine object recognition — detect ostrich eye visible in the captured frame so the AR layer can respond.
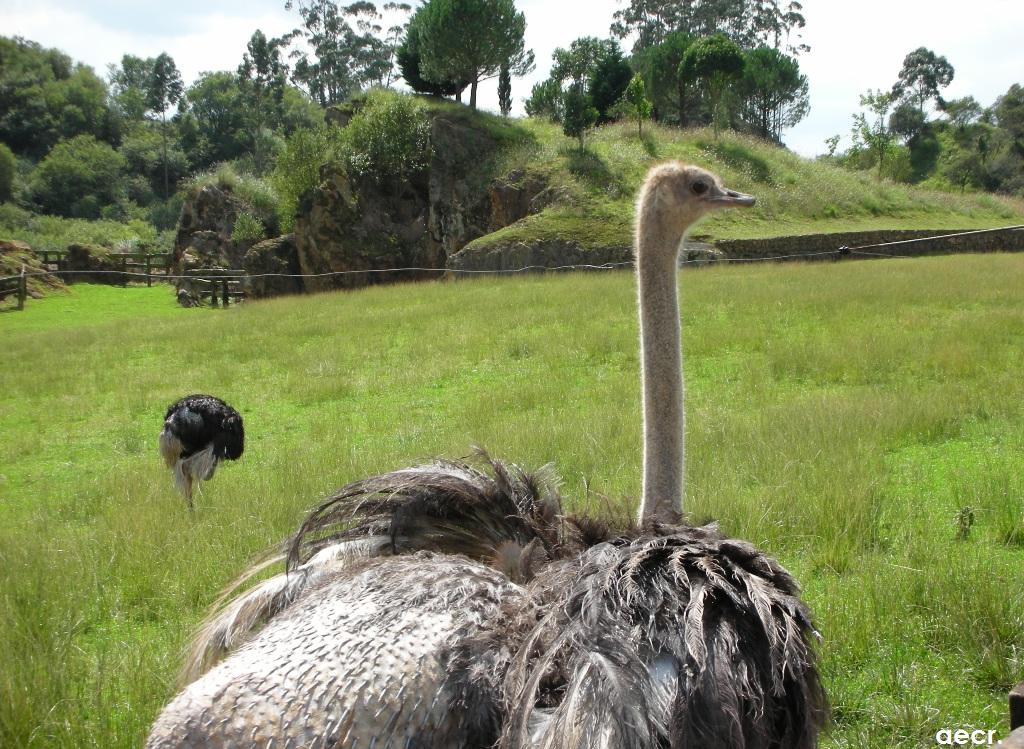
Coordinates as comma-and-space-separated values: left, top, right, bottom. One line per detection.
691, 181, 709, 195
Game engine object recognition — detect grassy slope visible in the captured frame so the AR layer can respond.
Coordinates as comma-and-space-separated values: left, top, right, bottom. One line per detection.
467, 118, 1024, 252
2, 257, 1023, 747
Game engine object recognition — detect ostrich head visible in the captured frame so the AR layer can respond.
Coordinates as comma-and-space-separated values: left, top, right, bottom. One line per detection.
634, 162, 755, 526
635, 163, 755, 252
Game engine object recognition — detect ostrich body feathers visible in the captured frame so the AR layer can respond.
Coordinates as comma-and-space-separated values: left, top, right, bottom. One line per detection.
147, 456, 825, 749
159, 394, 243, 502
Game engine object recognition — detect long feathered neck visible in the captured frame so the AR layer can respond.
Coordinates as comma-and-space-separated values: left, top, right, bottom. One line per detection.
635, 191, 687, 526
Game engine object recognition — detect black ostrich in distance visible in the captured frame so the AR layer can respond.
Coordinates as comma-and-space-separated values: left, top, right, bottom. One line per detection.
158, 395, 244, 509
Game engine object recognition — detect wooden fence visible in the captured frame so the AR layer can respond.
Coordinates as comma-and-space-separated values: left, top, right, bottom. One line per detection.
0, 273, 27, 311
37, 251, 172, 286
183, 268, 246, 307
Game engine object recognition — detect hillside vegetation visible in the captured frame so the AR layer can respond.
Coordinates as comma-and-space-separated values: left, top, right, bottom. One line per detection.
2, 256, 1024, 747
470, 114, 1024, 255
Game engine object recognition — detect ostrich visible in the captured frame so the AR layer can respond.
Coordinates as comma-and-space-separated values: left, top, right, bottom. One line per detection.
147, 163, 826, 748
159, 394, 244, 510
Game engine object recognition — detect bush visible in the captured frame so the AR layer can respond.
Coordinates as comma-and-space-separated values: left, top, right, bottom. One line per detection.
0, 142, 14, 203
271, 126, 341, 232
339, 90, 432, 184
31, 135, 127, 218
231, 211, 265, 244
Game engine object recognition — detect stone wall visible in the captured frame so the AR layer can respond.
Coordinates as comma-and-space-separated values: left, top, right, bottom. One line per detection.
715, 227, 1024, 260
447, 226, 1024, 272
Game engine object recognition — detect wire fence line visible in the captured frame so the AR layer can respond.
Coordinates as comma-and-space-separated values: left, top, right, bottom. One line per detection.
4, 224, 1023, 284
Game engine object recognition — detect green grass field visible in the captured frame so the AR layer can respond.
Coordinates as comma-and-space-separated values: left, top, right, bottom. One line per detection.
2, 256, 1023, 747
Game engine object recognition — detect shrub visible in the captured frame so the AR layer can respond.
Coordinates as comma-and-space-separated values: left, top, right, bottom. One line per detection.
271, 126, 340, 232
231, 211, 265, 244
338, 90, 432, 184
31, 135, 127, 218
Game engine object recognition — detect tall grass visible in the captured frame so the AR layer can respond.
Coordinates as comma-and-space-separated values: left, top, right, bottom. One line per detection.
1, 254, 1023, 747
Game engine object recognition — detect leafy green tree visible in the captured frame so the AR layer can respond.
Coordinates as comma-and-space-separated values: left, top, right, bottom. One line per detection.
888, 102, 937, 181
611, 0, 807, 56
632, 31, 693, 124
892, 47, 954, 115
396, 6, 469, 98
527, 37, 631, 123
238, 30, 290, 174
939, 96, 983, 129
738, 46, 808, 142
0, 142, 14, 202
851, 89, 897, 180
145, 53, 184, 197
524, 78, 563, 121
680, 34, 745, 135
108, 54, 153, 122
561, 82, 598, 149
498, 62, 512, 116
0, 37, 119, 157
119, 124, 189, 202
286, 1, 392, 105
618, 73, 652, 136
589, 41, 633, 122
994, 83, 1024, 157
178, 71, 249, 168
416, 0, 534, 109
32, 134, 126, 217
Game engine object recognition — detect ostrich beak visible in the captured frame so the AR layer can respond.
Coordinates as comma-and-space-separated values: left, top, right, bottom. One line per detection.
710, 188, 756, 208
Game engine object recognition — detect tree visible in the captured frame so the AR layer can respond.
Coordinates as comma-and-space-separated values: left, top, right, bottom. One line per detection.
0, 37, 118, 157
589, 41, 633, 122
561, 82, 598, 149
633, 31, 693, 124
416, 0, 534, 109
851, 89, 897, 180
498, 62, 512, 117
108, 54, 153, 122
680, 34, 745, 135
238, 30, 289, 174
994, 83, 1024, 157
524, 78, 563, 121
738, 46, 808, 142
528, 37, 631, 123
396, 6, 469, 98
619, 73, 653, 136
0, 142, 14, 203
31, 134, 126, 217
939, 96, 983, 129
145, 52, 183, 198
179, 71, 249, 168
892, 47, 954, 115
286, 0, 393, 106
611, 0, 807, 56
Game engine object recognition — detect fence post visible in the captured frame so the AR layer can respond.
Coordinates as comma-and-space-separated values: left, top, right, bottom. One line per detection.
209, 279, 218, 307
18, 265, 26, 311
222, 278, 229, 307
145, 254, 152, 287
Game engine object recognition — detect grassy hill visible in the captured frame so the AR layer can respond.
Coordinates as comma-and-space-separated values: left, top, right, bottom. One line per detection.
2, 255, 1024, 747
466, 116, 1024, 255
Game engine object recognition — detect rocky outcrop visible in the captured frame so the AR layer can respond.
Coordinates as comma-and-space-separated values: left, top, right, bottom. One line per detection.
447, 238, 631, 273
244, 234, 303, 298
172, 184, 249, 274
293, 115, 549, 293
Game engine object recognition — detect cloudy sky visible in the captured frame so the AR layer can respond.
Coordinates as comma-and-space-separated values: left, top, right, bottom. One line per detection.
1, 0, 1022, 156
